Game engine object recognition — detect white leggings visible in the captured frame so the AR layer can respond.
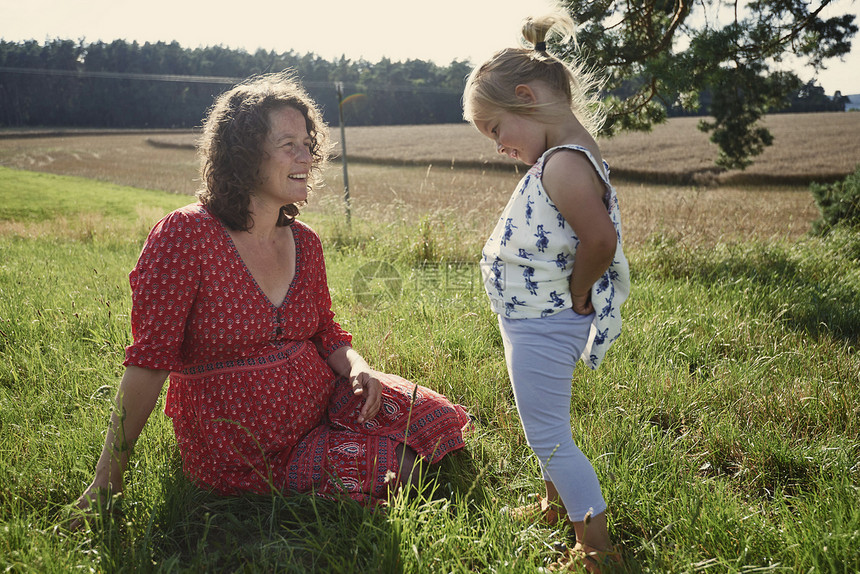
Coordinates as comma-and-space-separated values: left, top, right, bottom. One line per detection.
498, 309, 607, 521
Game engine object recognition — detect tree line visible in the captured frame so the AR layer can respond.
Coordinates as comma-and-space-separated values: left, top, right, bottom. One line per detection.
0, 39, 472, 129
1, 38, 852, 131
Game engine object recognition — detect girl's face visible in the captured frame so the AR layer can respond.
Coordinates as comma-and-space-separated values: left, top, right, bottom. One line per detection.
473, 105, 548, 166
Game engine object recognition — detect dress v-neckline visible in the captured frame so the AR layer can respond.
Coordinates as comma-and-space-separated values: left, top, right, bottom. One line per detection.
215, 216, 301, 309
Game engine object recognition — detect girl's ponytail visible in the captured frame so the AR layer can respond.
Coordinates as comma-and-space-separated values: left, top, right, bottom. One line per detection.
463, 10, 605, 137
521, 13, 575, 54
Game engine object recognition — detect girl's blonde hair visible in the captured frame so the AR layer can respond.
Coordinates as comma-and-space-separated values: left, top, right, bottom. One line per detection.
462, 11, 605, 137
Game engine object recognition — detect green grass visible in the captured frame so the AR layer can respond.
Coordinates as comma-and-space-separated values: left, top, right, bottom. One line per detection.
1, 168, 858, 572
0, 166, 189, 224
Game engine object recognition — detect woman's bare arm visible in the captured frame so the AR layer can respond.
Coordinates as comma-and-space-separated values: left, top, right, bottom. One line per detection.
75, 365, 168, 513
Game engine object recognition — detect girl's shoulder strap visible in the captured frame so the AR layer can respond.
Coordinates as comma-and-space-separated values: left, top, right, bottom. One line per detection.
539, 144, 611, 187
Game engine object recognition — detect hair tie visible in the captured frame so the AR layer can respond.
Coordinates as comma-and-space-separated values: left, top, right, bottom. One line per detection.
535, 41, 547, 52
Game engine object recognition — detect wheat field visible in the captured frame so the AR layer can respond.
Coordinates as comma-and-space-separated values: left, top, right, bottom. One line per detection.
2, 112, 857, 248
139, 112, 860, 183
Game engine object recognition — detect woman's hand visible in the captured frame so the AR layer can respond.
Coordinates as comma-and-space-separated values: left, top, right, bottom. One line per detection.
348, 364, 384, 423
68, 484, 115, 531
327, 345, 397, 423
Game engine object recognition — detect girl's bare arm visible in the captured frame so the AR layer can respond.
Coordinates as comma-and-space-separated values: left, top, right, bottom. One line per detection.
542, 150, 617, 314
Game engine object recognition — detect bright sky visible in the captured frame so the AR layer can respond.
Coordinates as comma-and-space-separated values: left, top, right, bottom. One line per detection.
3, 0, 859, 94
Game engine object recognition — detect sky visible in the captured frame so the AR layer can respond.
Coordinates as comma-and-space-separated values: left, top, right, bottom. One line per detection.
3, 0, 859, 95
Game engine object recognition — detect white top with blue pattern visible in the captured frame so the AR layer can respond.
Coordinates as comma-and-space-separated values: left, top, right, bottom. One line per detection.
480, 144, 631, 370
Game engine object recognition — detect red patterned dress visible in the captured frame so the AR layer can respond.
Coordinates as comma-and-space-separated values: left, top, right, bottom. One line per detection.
124, 204, 471, 504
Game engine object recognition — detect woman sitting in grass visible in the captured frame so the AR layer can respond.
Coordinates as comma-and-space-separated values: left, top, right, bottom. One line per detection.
74, 71, 471, 520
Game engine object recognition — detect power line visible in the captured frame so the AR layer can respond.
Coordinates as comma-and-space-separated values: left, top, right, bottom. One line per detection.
0, 66, 462, 94
1, 66, 257, 85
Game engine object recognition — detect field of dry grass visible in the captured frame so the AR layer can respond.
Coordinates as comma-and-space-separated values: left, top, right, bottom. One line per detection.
142, 112, 860, 185
339, 113, 860, 186
314, 163, 819, 250
600, 113, 860, 185
0, 132, 200, 194
2, 112, 852, 248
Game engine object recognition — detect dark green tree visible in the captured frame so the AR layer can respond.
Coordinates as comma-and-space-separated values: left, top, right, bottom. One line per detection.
784, 80, 848, 112
562, 0, 857, 169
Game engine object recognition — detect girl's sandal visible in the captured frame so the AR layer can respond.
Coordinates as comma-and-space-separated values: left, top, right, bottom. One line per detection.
547, 542, 623, 573
506, 495, 573, 528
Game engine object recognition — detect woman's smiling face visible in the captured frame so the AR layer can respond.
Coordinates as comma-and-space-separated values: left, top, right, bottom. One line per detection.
252, 105, 313, 207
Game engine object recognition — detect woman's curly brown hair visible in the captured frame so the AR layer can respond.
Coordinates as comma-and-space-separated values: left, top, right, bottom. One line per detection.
196, 70, 330, 230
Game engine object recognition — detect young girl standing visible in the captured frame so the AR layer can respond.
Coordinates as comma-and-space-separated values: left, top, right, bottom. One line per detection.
463, 11, 630, 572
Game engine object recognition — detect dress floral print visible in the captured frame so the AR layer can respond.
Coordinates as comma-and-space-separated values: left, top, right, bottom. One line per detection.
124, 204, 471, 503
480, 145, 631, 369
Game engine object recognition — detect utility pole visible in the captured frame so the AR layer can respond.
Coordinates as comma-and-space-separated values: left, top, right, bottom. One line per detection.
335, 82, 351, 226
